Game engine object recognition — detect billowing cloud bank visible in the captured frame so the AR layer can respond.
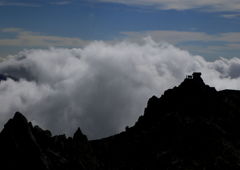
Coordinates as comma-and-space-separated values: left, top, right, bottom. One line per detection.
0, 38, 240, 139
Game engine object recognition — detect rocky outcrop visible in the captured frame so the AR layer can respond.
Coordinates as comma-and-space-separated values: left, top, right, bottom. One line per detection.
0, 112, 100, 170
92, 72, 240, 170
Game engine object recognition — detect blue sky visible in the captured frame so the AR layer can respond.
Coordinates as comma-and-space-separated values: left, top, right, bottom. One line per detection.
1, 0, 240, 60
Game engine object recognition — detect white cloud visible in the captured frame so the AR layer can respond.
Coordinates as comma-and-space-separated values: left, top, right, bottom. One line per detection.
0, 0, 73, 7
0, 38, 240, 139
2, 28, 240, 59
0, 1, 40, 7
50, 1, 72, 5
123, 31, 240, 58
0, 28, 89, 48
221, 13, 240, 19
123, 30, 240, 44
97, 0, 240, 12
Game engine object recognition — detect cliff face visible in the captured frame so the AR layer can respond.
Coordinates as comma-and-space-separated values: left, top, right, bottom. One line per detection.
1, 73, 240, 170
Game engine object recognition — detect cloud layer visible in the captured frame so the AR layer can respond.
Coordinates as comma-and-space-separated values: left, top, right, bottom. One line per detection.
0, 28, 89, 48
123, 30, 240, 59
0, 0, 72, 7
0, 38, 240, 139
98, 0, 240, 12
2, 0, 240, 12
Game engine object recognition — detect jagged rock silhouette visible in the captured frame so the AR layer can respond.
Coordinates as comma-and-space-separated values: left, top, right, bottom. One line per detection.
0, 112, 100, 170
1, 72, 240, 170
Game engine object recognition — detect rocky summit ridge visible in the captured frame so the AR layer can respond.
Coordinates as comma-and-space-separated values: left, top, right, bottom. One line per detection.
1, 72, 240, 170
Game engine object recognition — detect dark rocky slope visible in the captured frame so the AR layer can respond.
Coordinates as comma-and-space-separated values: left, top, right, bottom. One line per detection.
1, 72, 240, 170
0, 113, 100, 170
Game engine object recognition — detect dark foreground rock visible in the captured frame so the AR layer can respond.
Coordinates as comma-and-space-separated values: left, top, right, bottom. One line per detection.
0, 113, 100, 170
1, 72, 240, 170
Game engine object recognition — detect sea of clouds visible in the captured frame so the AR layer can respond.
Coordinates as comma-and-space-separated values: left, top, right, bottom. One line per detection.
0, 37, 240, 139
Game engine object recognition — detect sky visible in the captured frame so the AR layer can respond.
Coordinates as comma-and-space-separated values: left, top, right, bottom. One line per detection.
1, 0, 240, 60
1, 0, 240, 139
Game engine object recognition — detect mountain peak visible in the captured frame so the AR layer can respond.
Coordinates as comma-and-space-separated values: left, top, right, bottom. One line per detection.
73, 127, 87, 141
3, 112, 29, 130
160, 72, 217, 104
186, 72, 203, 81
97, 72, 240, 170
13, 111, 28, 123
179, 72, 205, 89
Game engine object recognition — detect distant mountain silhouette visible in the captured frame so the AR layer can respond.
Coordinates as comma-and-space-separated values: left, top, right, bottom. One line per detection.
0, 73, 18, 81
1, 72, 240, 169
